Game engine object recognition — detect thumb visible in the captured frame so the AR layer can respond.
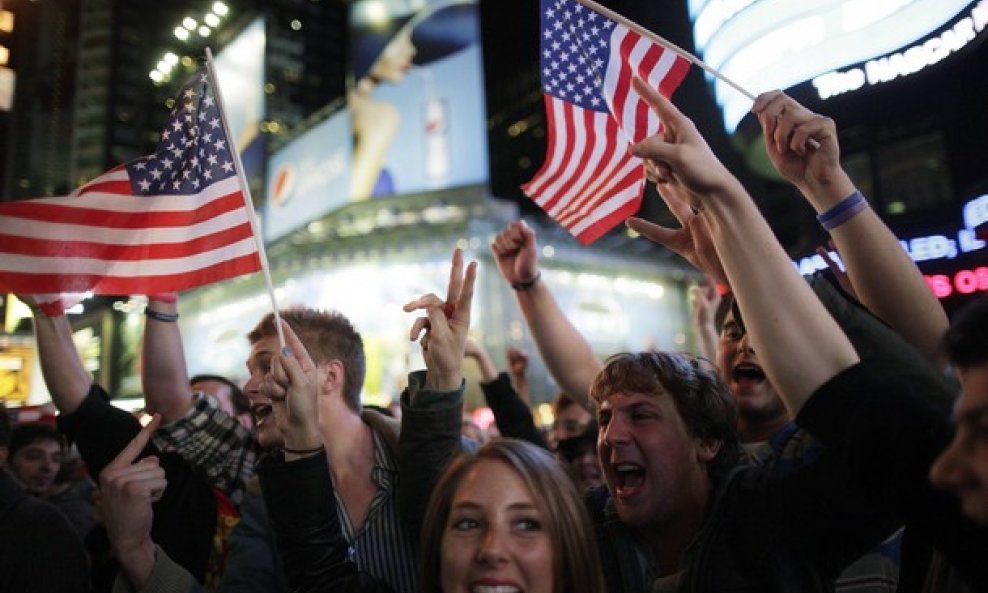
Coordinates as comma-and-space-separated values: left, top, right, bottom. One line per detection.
626, 217, 681, 250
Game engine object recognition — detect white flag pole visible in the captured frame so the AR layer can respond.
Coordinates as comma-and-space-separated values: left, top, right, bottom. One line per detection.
569, 0, 755, 101
569, 0, 821, 148
204, 48, 287, 351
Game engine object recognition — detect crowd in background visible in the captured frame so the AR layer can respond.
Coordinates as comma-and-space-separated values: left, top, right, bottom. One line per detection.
1, 87, 986, 593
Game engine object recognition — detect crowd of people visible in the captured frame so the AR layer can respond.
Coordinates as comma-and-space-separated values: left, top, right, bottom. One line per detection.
0, 86, 986, 593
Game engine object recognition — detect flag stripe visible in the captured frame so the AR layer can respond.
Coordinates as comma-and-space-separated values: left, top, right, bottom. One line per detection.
538, 104, 593, 213
0, 237, 259, 276
0, 222, 255, 261
0, 253, 262, 295
0, 191, 245, 230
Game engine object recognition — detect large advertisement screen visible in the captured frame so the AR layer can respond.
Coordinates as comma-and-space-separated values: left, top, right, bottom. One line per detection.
213, 17, 266, 178
688, 0, 986, 132
264, 109, 351, 241
348, 0, 488, 200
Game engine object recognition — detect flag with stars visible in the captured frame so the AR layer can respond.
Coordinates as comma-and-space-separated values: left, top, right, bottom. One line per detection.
523, 0, 690, 245
0, 67, 261, 296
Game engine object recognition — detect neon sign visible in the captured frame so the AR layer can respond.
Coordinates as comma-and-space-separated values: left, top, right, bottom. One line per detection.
813, 2, 988, 99
796, 195, 988, 276
925, 267, 988, 299
688, 0, 982, 132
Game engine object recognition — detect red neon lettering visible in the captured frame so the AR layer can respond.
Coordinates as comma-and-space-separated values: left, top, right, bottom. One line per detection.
955, 270, 978, 294
926, 274, 953, 298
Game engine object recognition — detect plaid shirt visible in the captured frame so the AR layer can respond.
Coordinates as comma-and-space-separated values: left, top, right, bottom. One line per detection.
152, 393, 259, 506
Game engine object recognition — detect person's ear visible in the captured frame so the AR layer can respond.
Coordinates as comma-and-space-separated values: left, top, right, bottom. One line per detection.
695, 438, 722, 463
319, 360, 346, 397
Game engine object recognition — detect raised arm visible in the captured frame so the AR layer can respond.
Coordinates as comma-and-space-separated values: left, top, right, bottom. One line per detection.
19, 297, 91, 415
689, 279, 722, 361
142, 294, 196, 423
491, 221, 600, 407
627, 78, 859, 412
753, 91, 948, 367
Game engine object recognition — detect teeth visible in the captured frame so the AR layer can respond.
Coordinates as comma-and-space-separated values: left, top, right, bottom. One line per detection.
615, 463, 643, 472
472, 587, 520, 593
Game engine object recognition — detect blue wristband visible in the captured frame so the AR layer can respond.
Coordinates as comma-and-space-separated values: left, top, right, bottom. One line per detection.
817, 190, 868, 231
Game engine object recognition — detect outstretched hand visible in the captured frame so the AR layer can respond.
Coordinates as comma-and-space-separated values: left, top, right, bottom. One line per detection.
262, 320, 323, 453
404, 248, 478, 391
624, 77, 731, 282
491, 220, 539, 287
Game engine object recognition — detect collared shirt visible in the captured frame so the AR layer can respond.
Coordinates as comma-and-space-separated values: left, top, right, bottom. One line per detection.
335, 428, 418, 593
153, 392, 259, 506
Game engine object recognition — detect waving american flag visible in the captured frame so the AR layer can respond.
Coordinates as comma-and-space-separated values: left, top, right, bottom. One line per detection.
523, 0, 690, 245
0, 67, 261, 296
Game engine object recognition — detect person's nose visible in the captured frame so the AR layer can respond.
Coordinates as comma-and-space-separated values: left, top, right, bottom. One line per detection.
475, 525, 510, 566
737, 332, 754, 355
930, 435, 967, 490
601, 415, 630, 448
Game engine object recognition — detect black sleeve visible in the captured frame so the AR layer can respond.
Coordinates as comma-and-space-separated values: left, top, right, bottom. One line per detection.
258, 452, 395, 593
795, 363, 988, 590
482, 373, 549, 450
56, 384, 144, 477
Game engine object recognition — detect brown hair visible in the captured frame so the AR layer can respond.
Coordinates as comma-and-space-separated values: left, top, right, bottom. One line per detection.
247, 308, 366, 412
589, 351, 740, 482
419, 439, 605, 593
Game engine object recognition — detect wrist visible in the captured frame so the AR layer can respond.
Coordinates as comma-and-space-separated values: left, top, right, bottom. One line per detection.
800, 171, 856, 212
423, 371, 462, 392
511, 271, 542, 292
118, 539, 156, 590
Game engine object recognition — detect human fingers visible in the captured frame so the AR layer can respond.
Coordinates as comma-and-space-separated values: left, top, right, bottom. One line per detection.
632, 76, 687, 130
751, 90, 785, 114
409, 316, 431, 342
790, 116, 835, 157
654, 179, 697, 224
446, 248, 464, 308
626, 217, 685, 251
403, 293, 445, 314
452, 261, 478, 324
280, 321, 315, 373
816, 245, 843, 273
105, 414, 161, 471
262, 360, 289, 402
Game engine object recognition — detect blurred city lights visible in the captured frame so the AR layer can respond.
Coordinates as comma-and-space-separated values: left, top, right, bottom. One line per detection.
183, 17, 198, 30
204, 13, 220, 27
198, 26, 211, 37
213, 2, 229, 17
174, 26, 189, 41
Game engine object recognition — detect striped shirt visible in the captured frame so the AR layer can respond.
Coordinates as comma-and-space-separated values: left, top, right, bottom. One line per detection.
335, 428, 418, 593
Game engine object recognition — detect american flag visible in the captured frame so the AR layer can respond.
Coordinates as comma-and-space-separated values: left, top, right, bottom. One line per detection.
0, 67, 261, 296
523, 0, 690, 245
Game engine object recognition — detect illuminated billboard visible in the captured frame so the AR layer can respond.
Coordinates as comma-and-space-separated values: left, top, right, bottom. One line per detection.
348, 0, 488, 199
688, 0, 987, 132
213, 17, 266, 179
264, 109, 352, 241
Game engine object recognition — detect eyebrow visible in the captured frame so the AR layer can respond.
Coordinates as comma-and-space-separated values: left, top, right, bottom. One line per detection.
452, 501, 540, 512
956, 405, 988, 427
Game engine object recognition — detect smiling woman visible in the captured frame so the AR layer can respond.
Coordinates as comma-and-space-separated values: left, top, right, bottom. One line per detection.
420, 440, 605, 593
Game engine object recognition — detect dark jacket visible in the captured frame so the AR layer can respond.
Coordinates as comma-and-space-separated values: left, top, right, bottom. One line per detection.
0, 469, 90, 593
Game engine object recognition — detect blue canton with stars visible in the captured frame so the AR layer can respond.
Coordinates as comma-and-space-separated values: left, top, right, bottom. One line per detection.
540, 0, 616, 113
126, 69, 236, 195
